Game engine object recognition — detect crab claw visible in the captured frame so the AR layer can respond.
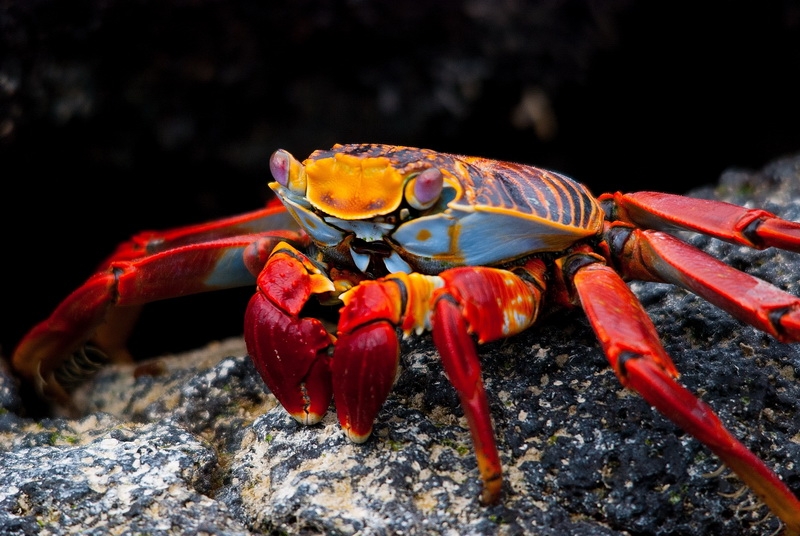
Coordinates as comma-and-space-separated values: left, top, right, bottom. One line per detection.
332, 322, 400, 442
244, 243, 335, 424
332, 280, 403, 442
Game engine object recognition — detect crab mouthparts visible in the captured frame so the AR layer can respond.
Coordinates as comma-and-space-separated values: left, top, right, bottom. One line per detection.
347, 239, 412, 275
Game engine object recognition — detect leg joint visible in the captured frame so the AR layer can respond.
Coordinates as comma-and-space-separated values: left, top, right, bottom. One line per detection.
616, 350, 642, 380
740, 214, 767, 248
559, 252, 607, 300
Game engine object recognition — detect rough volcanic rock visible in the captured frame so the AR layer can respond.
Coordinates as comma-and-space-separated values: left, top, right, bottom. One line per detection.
1, 156, 798, 535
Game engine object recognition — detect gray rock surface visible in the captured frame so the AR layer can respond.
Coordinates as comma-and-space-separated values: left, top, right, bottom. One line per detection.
1, 155, 799, 535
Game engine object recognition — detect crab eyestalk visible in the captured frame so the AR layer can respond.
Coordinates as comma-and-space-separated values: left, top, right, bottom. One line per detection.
404, 167, 444, 210
270, 149, 308, 194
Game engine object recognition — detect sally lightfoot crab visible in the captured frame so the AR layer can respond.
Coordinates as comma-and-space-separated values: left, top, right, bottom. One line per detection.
12, 144, 800, 532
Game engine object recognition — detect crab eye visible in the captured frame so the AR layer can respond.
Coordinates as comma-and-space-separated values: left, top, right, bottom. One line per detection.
269, 149, 307, 193
405, 167, 443, 210
269, 150, 290, 185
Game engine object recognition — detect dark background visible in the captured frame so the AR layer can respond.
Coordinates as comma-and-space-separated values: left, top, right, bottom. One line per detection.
3, 1, 800, 361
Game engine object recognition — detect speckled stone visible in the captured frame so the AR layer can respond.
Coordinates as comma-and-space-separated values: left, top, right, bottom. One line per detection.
1, 156, 799, 535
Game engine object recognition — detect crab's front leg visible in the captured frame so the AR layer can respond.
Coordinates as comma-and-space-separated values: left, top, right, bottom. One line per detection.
333, 260, 547, 504
13, 204, 304, 403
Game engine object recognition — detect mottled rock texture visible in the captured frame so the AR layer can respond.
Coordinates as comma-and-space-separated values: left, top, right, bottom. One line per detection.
1, 156, 798, 535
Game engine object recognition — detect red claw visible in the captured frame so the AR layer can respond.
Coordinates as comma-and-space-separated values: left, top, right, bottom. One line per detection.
245, 292, 333, 424
332, 280, 404, 442
244, 244, 335, 424
332, 322, 400, 442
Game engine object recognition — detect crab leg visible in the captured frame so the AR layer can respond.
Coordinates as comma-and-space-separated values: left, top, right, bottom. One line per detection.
602, 191, 800, 252
569, 259, 800, 530
333, 260, 547, 504
432, 261, 547, 504
95, 200, 299, 265
13, 204, 305, 403
608, 225, 800, 343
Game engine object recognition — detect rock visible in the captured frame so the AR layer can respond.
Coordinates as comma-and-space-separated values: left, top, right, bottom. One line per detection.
0, 418, 245, 535
1, 155, 799, 535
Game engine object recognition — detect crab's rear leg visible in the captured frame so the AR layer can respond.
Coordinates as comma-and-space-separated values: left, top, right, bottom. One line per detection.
333, 260, 547, 504
602, 191, 800, 253
13, 204, 305, 403
573, 230, 800, 530
607, 224, 800, 343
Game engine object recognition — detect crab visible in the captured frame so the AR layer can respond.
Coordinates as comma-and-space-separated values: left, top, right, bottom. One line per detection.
12, 143, 800, 532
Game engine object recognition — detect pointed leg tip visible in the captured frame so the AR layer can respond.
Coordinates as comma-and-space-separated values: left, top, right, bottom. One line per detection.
478, 475, 503, 505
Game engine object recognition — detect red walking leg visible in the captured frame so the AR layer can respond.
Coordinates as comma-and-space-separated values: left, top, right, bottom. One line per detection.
330, 261, 547, 504
602, 191, 800, 252
608, 225, 800, 342
569, 260, 800, 532
431, 260, 546, 504
13, 203, 305, 403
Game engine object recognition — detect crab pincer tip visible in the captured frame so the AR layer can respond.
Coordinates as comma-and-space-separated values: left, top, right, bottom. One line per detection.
289, 410, 325, 426
343, 425, 372, 444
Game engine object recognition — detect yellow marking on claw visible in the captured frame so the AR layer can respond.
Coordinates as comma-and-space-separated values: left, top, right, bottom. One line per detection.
308, 273, 336, 295
272, 242, 336, 294
499, 273, 540, 337
387, 272, 444, 336
304, 153, 405, 219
